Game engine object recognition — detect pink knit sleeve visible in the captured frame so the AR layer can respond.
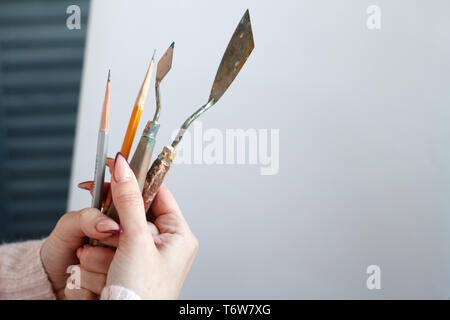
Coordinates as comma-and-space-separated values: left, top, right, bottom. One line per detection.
100, 285, 142, 300
0, 239, 56, 300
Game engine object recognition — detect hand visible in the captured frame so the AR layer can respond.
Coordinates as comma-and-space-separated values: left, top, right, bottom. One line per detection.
106, 152, 198, 299
65, 244, 115, 300
40, 208, 120, 299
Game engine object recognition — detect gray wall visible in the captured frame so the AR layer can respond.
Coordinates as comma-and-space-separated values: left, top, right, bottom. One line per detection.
0, 0, 89, 242
68, 0, 450, 299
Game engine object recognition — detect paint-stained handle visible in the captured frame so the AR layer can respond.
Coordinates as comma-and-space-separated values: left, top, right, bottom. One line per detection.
142, 145, 175, 213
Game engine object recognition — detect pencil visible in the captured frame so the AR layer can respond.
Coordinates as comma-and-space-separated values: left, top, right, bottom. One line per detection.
121, 52, 156, 158
91, 70, 110, 209
103, 53, 155, 212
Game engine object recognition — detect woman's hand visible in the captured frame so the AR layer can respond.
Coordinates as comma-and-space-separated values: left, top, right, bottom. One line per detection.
40, 208, 120, 299
105, 152, 198, 299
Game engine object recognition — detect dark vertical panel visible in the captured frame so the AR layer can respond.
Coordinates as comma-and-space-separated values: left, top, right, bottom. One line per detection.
0, 0, 89, 242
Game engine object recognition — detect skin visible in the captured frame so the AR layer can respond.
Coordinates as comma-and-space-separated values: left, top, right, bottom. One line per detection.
40, 208, 120, 299
46, 152, 198, 299
65, 244, 115, 299
88, 153, 199, 299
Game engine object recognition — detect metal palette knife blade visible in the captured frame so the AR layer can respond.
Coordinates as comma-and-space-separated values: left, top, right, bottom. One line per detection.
209, 9, 254, 104
139, 9, 255, 213
156, 42, 174, 85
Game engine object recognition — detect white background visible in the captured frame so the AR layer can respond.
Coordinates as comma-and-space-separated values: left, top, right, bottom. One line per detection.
69, 0, 450, 298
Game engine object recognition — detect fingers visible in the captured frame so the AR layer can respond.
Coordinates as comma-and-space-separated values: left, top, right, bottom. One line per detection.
65, 244, 115, 300
79, 268, 107, 295
150, 184, 190, 235
77, 245, 115, 274
148, 221, 160, 236
65, 286, 97, 300
110, 152, 148, 236
65, 265, 99, 299
65, 264, 106, 298
52, 208, 121, 250
150, 184, 182, 218
97, 234, 119, 248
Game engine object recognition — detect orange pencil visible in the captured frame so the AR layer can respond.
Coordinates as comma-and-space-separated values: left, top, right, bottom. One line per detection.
121, 52, 156, 158
103, 53, 155, 212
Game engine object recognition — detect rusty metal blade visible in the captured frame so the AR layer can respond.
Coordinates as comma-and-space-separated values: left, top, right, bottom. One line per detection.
209, 9, 254, 103
156, 42, 174, 84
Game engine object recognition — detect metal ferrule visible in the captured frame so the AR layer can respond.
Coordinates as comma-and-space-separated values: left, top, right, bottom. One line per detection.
130, 120, 160, 189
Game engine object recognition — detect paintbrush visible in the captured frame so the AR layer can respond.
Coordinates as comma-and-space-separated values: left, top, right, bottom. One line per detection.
102, 52, 156, 212
141, 10, 255, 213
91, 70, 111, 209
105, 43, 175, 222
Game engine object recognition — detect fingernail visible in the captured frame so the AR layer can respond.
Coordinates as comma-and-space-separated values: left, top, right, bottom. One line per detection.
96, 217, 121, 234
114, 152, 131, 183
103, 227, 122, 235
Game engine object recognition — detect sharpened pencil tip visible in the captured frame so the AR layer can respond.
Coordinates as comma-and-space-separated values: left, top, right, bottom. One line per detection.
100, 70, 111, 131
171, 41, 175, 48
152, 49, 156, 61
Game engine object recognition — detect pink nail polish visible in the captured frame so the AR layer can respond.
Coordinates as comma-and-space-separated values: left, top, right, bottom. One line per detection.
96, 217, 120, 233
114, 152, 132, 183
103, 226, 122, 235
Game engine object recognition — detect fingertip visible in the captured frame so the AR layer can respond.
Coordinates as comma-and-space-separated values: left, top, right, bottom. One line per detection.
95, 217, 121, 234
157, 184, 175, 202
99, 234, 119, 247
109, 154, 148, 235
151, 184, 181, 217
78, 208, 119, 240
78, 207, 102, 219
76, 247, 83, 260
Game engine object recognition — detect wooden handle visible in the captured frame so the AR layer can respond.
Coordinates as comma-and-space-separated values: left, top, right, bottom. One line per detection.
142, 146, 175, 213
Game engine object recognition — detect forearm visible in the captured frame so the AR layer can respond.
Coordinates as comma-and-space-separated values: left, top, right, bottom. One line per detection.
0, 239, 56, 300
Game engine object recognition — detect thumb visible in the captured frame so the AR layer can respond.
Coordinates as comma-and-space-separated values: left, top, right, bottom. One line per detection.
110, 152, 148, 236
51, 208, 120, 250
